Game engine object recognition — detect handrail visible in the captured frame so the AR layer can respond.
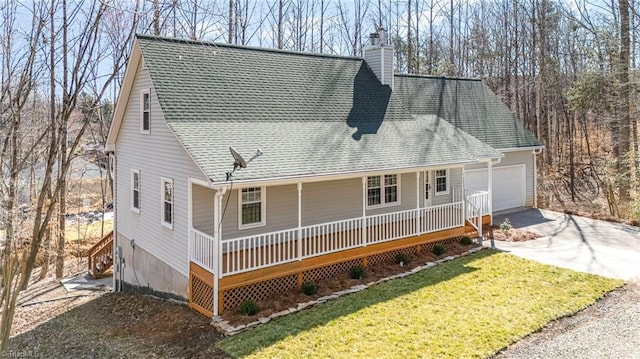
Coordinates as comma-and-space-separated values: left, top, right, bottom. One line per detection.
88, 230, 114, 278
88, 230, 113, 256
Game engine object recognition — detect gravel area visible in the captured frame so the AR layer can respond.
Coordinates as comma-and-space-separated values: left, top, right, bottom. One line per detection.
494, 279, 640, 359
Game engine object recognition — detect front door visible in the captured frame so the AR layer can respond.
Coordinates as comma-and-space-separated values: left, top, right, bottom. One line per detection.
424, 171, 433, 207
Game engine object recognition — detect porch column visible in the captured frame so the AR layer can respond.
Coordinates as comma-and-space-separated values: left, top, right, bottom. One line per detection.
212, 186, 227, 317
415, 172, 420, 234
361, 176, 367, 246
187, 179, 193, 262
461, 167, 466, 227
212, 189, 220, 317
297, 182, 302, 260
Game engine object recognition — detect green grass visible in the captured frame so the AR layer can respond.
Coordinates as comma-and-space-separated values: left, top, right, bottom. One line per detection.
66, 219, 113, 242
218, 250, 623, 358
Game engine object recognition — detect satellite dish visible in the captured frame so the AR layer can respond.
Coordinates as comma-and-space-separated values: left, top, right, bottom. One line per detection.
230, 147, 246, 169
226, 147, 263, 181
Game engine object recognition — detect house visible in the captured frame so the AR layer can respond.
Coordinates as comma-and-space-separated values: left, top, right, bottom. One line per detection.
102, 29, 541, 317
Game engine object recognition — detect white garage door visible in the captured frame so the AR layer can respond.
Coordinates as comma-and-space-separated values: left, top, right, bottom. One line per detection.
464, 165, 525, 212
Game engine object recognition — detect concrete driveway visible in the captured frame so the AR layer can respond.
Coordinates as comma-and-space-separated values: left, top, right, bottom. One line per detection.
490, 208, 640, 280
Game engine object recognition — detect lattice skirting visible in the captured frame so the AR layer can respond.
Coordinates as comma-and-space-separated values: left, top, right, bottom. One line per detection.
223, 274, 298, 311
219, 236, 465, 313
189, 262, 214, 317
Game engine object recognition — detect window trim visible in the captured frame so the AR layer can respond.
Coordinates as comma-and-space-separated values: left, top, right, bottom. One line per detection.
238, 186, 266, 230
366, 173, 401, 209
435, 169, 450, 195
160, 177, 174, 230
140, 89, 150, 134
131, 169, 141, 213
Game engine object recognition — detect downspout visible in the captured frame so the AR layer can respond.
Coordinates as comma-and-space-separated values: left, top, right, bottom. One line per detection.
533, 149, 542, 208
109, 151, 119, 292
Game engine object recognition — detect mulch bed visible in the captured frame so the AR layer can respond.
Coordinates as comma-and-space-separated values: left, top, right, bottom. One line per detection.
491, 227, 541, 242
223, 240, 479, 326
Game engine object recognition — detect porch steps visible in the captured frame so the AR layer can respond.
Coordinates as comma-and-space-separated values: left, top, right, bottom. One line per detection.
87, 231, 114, 279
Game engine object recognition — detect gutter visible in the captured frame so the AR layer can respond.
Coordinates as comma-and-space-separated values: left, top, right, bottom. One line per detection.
207, 157, 500, 189
498, 146, 544, 153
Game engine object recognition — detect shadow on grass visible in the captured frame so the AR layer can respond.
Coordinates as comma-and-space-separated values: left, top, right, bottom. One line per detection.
219, 249, 498, 358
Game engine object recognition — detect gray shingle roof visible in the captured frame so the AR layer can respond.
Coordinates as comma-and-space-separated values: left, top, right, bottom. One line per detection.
394, 75, 542, 149
135, 35, 522, 183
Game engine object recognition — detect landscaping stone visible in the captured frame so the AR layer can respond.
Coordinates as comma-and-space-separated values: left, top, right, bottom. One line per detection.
271, 309, 290, 318
246, 321, 260, 328
351, 284, 367, 291
258, 317, 270, 324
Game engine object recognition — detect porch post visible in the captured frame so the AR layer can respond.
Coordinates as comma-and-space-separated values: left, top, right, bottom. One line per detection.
361, 176, 367, 247
187, 178, 193, 262
297, 182, 302, 260
461, 167, 466, 227
212, 189, 220, 317
415, 172, 420, 234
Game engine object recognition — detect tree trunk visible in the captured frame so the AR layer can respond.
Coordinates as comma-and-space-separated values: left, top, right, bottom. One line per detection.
616, 0, 631, 202
56, 0, 69, 280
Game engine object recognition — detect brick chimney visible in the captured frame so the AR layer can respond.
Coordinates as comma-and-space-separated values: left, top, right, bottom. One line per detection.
364, 27, 394, 90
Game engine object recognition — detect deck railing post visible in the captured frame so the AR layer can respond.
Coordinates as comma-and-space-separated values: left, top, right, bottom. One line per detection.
361, 177, 367, 247
297, 182, 303, 260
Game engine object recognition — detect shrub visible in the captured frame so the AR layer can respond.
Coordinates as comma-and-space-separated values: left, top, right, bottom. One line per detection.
238, 300, 259, 316
350, 265, 365, 279
500, 218, 512, 235
460, 236, 473, 245
432, 244, 446, 256
395, 252, 410, 265
301, 281, 318, 295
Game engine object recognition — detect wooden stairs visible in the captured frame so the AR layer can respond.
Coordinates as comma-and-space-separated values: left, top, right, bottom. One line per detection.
88, 230, 114, 279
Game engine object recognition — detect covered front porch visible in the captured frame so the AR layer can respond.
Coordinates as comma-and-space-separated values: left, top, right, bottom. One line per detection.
187, 165, 492, 316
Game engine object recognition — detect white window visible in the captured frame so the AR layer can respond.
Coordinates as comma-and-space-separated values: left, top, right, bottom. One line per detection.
140, 89, 150, 133
435, 169, 449, 195
131, 169, 141, 213
239, 187, 266, 229
161, 177, 174, 229
367, 174, 400, 208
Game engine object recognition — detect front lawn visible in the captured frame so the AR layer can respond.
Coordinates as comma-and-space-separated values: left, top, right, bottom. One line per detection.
218, 250, 623, 358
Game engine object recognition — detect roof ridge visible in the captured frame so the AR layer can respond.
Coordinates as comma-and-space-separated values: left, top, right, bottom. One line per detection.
394, 73, 482, 82
135, 34, 364, 62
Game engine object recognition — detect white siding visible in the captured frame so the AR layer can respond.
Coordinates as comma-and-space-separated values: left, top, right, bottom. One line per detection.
221, 184, 298, 239
192, 184, 214, 235
115, 59, 207, 277
382, 46, 394, 88
302, 178, 362, 226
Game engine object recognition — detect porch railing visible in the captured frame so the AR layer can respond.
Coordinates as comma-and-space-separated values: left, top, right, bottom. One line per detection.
190, 201, 470, 277
452, 187, 490, 218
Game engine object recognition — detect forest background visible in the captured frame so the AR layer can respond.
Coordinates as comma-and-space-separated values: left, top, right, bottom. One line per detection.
1, 0, 639, 350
